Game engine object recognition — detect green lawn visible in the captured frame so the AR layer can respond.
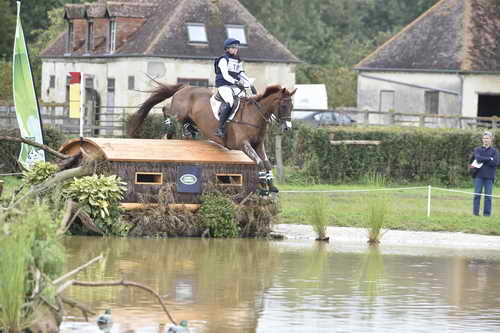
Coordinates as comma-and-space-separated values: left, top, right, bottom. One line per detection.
277, 183, 500, 236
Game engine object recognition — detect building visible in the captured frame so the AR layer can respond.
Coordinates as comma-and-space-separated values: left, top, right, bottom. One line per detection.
40, 0, 298, 110
355, 0, 500, 124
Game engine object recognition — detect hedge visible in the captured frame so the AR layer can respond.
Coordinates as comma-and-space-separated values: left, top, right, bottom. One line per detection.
273, 124, 492, 186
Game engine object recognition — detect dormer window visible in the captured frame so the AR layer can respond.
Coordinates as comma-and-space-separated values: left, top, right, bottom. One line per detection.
65, 21, 74, 55
85, 20, 94, 53
108, 19, 116, 53
225, 25, 247, 45
186, 23, 207, 43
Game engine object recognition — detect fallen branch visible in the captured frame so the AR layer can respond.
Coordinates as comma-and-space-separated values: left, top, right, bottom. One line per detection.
57, 280, 177, 325
0, 135, 69, 160
53, 255, 104, 285
59, 296, 96, 321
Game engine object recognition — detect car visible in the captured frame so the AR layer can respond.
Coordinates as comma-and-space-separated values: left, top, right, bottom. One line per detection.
292, 111, 356, 127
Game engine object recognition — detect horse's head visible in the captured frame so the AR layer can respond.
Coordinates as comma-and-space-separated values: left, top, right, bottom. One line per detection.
275, 87, 297, 133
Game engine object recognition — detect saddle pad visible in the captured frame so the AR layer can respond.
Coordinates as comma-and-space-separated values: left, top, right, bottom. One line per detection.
210, 95, 240, 121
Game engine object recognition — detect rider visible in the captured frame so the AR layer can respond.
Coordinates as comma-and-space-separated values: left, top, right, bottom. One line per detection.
214, 38, 251, 137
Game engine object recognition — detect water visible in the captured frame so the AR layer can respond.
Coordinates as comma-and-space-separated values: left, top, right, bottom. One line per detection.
60, 237, 500, 333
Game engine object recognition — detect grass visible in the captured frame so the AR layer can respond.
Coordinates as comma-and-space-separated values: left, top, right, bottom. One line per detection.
366, 196, 388, 244
278, 183, 500, 236
303, 194, 329, 240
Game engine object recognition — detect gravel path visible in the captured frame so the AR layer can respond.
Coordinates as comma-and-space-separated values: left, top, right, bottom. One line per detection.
273, 224, 500, 250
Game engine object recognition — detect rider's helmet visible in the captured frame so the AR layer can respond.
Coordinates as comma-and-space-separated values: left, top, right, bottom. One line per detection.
224, 38, 240, 50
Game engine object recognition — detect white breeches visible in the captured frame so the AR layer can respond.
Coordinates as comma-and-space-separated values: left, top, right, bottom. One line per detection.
218, 86, 243, 107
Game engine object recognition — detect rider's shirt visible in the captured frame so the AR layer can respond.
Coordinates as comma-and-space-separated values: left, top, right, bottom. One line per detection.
215, 53, 250, 87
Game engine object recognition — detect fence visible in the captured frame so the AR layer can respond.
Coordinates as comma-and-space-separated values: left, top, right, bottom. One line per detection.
0, 103, 163, 137
293, 108, 500, 129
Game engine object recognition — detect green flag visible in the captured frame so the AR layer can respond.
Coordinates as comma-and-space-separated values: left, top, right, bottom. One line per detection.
12, 0, 46, 169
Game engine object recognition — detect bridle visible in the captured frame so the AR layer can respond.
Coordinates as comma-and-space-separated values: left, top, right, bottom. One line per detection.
230, 93, 292, 129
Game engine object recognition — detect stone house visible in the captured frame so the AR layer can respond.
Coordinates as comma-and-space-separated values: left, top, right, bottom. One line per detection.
40, 0, 298, 110
355, 0, 500, 123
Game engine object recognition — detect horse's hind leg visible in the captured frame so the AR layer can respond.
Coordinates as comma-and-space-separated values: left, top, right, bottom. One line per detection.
182, 119, 199, 139
162, 107, 175, 139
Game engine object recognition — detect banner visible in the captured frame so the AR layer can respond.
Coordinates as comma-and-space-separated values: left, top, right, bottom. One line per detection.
69, 72, 81, 119
12, 1, 46, 169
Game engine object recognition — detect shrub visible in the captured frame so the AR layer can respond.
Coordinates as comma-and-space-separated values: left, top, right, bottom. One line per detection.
64, 174, 128, 235
199, 192, 239, 238
0, 202, 65, 331
22, 161, 58, 186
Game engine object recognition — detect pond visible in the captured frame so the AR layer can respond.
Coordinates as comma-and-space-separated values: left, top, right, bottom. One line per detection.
60, 236, 500, 333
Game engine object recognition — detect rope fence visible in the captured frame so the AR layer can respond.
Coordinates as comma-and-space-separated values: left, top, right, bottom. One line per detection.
281, 185, 500, 217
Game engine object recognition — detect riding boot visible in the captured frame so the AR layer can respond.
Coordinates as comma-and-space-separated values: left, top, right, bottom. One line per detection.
215, 103, 231, 138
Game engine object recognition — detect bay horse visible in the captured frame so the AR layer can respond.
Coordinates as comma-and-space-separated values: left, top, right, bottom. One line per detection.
127, 82, 296, 192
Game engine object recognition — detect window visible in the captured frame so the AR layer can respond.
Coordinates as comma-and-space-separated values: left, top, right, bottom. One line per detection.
216, 174, 243, 186
65, 22, 74, 54
85, 20, 94, 53
49, 75, 56, 89
177, 78, 209, 87
225, 25, 247, 45
379, 90, 395, 111
135, 172, 163, 185
186, 23, 207, 43
425, 91, 439, 114
108, 20, 116, 53
107, 78, 115, 92
107, 78, 115, 107
128, 76, 135, 90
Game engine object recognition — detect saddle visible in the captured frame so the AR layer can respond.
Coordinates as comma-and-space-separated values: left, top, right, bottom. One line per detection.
210, 91, 241, 121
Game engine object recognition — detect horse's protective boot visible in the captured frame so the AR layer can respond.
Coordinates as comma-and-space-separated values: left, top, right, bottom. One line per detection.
215, 103, 231, 138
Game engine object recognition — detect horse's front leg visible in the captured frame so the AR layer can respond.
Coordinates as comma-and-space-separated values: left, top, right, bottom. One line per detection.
242, 141, 264, 169
256, 142, 279, 193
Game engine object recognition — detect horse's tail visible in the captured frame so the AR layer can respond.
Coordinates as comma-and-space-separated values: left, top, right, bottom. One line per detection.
127, 83, 185, 137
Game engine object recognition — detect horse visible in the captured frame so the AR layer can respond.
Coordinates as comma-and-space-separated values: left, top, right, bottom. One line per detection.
127, 82, 296, 193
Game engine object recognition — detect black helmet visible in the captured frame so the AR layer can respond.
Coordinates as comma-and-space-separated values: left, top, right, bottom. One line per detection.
224, 38, 240, 49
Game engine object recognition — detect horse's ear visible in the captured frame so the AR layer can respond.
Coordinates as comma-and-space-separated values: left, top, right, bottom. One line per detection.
281, 88, 286, 94
290, 88, 297, 96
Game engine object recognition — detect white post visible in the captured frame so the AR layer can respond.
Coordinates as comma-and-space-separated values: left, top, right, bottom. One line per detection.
427, 185, 432, 217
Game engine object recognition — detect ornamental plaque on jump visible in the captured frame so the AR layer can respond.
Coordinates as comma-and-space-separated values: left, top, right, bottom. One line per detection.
176, 166, 202, 193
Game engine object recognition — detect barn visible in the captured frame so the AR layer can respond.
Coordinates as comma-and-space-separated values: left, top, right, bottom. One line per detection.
59, 138, 259, 208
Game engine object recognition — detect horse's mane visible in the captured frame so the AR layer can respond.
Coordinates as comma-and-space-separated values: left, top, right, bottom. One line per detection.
252, 85, 282, 102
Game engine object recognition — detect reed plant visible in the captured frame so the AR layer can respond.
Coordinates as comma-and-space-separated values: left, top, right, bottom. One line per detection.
304, 194, 330, 240
0, 219, 35, 332
366, 195, 389, 245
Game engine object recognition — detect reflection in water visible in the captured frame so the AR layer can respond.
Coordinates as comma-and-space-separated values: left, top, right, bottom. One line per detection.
359, 247, 385, 305
60, 237, 500, 333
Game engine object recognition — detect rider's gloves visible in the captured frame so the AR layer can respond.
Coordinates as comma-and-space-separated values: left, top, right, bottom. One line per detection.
235, 80, 245, 89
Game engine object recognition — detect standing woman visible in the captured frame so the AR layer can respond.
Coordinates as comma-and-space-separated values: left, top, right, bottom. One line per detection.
473, 131, 499, 216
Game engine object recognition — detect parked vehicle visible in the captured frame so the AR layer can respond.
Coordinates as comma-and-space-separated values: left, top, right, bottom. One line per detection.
293, 111, 356, 126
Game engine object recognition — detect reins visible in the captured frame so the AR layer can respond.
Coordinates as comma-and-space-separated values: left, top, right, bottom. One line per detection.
229, 96, 280, 129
